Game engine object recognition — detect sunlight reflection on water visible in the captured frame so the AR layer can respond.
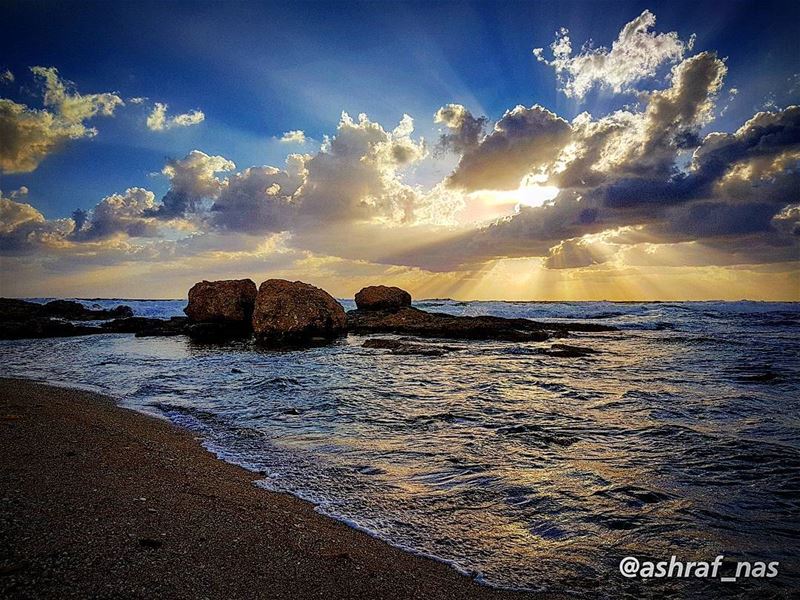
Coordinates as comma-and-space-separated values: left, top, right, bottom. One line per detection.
1, 299, 798, 595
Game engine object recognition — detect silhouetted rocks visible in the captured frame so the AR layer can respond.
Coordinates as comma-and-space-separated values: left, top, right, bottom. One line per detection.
0, 298, 134, 340
252, 279, 347, 345
184, 279, 257, 324
100, 316, 189, 337
186, 322, 245, 343
362, 338, 455, 356
40, 300, 133, 320
354, 285, 412, 312
0, 317, 102, 340
347, 307, 552, 341
101, 317, 164, 333
0, 298, 133, 322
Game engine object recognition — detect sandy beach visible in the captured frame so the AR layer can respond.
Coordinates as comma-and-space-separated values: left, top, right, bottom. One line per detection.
0, 378, 539, 599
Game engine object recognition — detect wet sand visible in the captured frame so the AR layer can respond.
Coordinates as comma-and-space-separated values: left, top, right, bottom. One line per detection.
0, 378, 542, 599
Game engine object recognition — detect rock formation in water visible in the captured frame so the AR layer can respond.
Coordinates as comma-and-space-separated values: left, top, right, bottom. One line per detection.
183, 279, 258, 342
354, 285, 412, 312
252, 279, 347, 345
348, 286, 614, 342
0, 299, 133, 340
184, 279, 257, 324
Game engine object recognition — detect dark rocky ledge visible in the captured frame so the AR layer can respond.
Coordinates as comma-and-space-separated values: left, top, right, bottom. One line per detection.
347, 307, 615, 342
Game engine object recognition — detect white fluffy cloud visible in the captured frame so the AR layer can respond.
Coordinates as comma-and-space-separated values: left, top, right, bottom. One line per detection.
0, 67, 123, 173
2, 10, 797, 291
280, 130, 307, 143
146, 102, 205, 131
534, 10, 692, 98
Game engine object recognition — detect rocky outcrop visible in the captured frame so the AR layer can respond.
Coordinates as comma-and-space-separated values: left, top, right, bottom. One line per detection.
0, 298, 133, 322
0, 298, 134, 340
347, 307, 615, 342
0, 318, 102, 340
40, 300, 133, 320
184, 279, 257, 325
252, 279, 347, 345
354, 285, 412, 312
101, 316, 189, 337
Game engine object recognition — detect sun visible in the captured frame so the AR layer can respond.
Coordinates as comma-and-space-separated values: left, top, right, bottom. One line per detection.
516, 183, 560, 208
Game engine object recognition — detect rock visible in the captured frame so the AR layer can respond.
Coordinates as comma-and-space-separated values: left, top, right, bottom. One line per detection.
41, 300, 133, 320
362, 338, 454, 356
0, 298, 133, 322
347, 306, 615, 341
348, 307, 551, 342
252, 279, 347, 345
99, 316, 190, 337
184, 279, 257, 325
538, 344, 599, 358
186, 322, 246, 343
354, 285, 411, 312
0, 317, 102, 340
134, 317, 189, 337
101, 317, 165, 333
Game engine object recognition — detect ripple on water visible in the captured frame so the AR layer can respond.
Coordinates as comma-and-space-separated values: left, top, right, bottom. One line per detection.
1, 299, 798, 595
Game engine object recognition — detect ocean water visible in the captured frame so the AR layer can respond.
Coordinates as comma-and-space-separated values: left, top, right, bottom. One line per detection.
2, 299, 799, 596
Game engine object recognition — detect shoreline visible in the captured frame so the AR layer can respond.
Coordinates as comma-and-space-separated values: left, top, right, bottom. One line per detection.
0, 377, 541, 599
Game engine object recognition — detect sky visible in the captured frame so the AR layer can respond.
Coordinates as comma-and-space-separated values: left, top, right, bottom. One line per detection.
1, 0, 798, 300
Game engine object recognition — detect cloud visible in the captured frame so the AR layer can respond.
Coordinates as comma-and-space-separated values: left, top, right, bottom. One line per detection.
1, 69, 13, 83
446, 104, 571, 191
0, 190, 74, 254
293, 112, 427, 224
434, 104, 487, 154
73, 188, 160, 240
210, 155, 304, 233
0, 67, 123, 173
280, 130, 307, 143
149, 150, 236, 218
2, 11, 797, 296
146, 102, 205, 131
534, 10, 692, 98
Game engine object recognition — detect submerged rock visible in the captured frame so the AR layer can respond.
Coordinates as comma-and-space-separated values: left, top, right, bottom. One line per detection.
538, 344, 599, 358
184, 279, 257, 325
362, 338, 455, 356
354, 285, 411, 312
252, 279, 347, 345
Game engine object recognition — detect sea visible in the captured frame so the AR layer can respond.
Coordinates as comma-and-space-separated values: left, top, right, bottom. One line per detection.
1, 298, 798, 597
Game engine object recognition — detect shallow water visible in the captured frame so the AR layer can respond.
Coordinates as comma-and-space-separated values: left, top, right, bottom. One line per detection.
2, 299, 799, 596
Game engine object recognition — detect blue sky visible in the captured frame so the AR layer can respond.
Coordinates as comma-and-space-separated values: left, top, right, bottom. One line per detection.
3, 0, 798, 218
1, 1, 798, 299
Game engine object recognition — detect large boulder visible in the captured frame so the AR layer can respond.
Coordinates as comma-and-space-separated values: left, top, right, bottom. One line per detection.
252, 279, 347, 344
354, 285, 411, 312
184, 279, 257, 325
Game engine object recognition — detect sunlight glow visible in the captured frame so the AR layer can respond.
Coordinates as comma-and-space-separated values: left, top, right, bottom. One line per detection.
516, 183, 560, 209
